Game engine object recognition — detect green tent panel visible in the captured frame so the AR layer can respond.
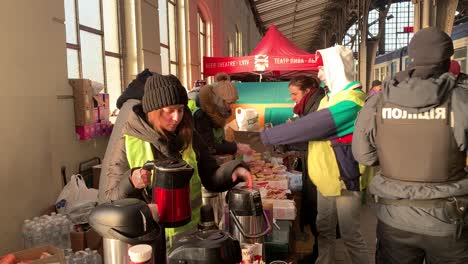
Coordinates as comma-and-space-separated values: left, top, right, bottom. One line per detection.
235, 82, 291, 104
265, 107, 293, 126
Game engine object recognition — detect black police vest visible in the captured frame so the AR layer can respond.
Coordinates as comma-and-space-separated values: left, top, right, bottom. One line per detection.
375, 95, 466, 183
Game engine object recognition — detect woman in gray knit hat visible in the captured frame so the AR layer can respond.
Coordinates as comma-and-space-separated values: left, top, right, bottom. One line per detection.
100, 73, 253, 260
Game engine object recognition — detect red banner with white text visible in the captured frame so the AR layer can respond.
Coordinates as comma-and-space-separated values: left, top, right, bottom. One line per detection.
203, 54, 320, 76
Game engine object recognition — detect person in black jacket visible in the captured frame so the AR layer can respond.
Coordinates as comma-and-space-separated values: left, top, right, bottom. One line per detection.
193, 73, 254, 155
98, 69, 153, 203
100, 74, 253, 263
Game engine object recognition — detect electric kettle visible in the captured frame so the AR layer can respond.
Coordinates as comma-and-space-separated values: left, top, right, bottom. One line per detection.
143, 159, 194, 228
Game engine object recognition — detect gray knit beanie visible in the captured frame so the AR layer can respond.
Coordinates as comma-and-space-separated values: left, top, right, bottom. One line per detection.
142, 74, 188, 113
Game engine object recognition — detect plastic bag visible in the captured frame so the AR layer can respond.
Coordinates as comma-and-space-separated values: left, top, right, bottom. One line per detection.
55, 174, 98, 215
91, 81, 104, 95
235, 107, 260, 131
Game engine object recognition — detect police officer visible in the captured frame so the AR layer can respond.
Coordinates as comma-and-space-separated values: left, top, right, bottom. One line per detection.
353, 27, 468, 263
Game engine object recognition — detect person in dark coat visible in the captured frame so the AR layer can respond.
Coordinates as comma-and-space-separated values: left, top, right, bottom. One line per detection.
353, 27, 468, 264
100, 74, 253, 263
287, 75, 325, 264
98, 69, 153, 203
193, 73, 254, 155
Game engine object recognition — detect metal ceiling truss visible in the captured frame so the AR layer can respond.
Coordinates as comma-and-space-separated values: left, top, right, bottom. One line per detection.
248, 0, 397, 52
277, 23, 321, 36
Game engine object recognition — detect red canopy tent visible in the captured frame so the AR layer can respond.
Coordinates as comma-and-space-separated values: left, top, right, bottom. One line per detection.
203, 25, 320, 79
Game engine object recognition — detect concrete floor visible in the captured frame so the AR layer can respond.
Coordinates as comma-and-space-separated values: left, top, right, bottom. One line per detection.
289, 203, 378, 264
335, 204, 377, 264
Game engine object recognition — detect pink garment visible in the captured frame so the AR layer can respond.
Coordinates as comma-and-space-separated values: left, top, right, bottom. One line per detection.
450, 60, 461, 77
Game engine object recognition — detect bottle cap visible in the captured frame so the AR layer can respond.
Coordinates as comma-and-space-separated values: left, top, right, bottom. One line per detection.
128, 244, 152, 262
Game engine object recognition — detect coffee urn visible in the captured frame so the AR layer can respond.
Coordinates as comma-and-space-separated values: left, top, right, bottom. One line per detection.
89, 199, 162, 264
227, 187, 271, 244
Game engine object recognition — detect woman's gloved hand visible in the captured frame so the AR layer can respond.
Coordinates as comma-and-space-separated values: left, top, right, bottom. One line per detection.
231, 167, 253, 188
130, 169, 152, 189
236, 143, 256, 155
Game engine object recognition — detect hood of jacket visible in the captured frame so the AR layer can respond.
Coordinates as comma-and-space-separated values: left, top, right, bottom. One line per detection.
198, 84, 231, 128
122, 104, 183, 159
317, 46, 355, 97
382, 72, 457, 113
116, 69, 153, 109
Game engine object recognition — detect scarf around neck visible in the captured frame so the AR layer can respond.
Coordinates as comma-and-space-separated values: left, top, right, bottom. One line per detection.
293, 89, 316, 115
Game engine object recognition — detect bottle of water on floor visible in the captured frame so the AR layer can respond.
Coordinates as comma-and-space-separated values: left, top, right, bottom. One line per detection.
21, 212, 73, 249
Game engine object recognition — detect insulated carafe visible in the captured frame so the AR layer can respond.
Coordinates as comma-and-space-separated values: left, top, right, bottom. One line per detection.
168, 230, 241, 264
227, 187, 271, 244
89, 199, 162, 264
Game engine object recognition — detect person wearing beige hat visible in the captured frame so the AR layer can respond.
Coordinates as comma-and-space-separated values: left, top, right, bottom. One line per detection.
194, 73, 255, 155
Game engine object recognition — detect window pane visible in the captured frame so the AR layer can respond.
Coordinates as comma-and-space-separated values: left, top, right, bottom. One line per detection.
65, 0, 77, 44
460, 59, 467, 73
199, 36, 205, 73
159, 0, 168, 45
78, 0, 101, 30
103, 0, 119, 53
67, 48, 80, 78
80, 30, 104, 83
105, 56, 122, 123
170, 63, 178, 76
168, 3, 177, 62
454, 47, 467, 59
161, 47, 170, 75
199, 16, 205, 34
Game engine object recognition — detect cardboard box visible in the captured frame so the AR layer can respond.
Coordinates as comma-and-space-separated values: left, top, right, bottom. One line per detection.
74, 93, 94, 109
93, 95, 105, 107
94, 122, 103, 136
225, 120, 272, 153
102, 93, 109, 106
12, 245, 65, 264
69, 79, 93, 95
92, 108, 99, 123
76, 124, 95, 140
70, 228, 102, 253
262, 199, 296, 220
70, 79, 96, 126
74, 107, 94, 126
98, 106, 109, 121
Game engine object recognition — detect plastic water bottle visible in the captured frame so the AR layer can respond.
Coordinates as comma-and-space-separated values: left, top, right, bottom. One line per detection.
92, 250, 102, 264
84, 248, 93, 263
44, 223, 55, 247
32, 224, 44, 247
73, 256, 84, 264
23, 212, 74, 249
64, 248, 73, 257
60, 216, 72, 249
22, 219, 33, 248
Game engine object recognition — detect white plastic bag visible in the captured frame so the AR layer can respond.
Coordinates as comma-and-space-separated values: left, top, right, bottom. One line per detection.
55, 174, 98, 215
235, 107, 259, 131
91, 81, 104, 95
